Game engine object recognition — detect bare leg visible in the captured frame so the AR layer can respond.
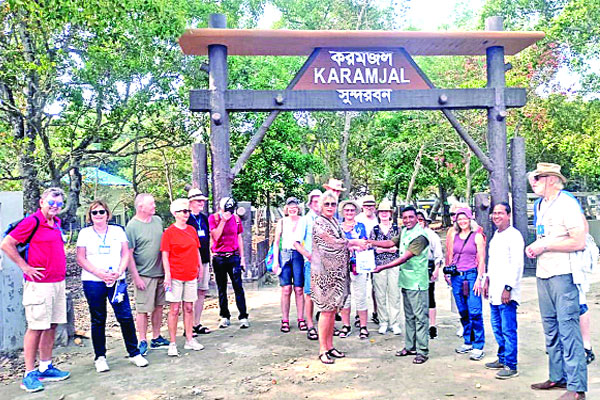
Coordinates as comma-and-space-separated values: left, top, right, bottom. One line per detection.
167, 303, 180, 343
318, 311, 335, 355
326, 313, 335, 350
341, 307, 351, 326
23, 329, 43, 372
281, 285, 292, 321
304, 295, 314, 328
38, 324, 57, 361
194, 289, 207, 326
136, 313, 149, 342
183, 302, 194, 342
429, 308, 437, 327
358, 309, 368, 327
294, 287, 305, 321
151, 306, 163, 339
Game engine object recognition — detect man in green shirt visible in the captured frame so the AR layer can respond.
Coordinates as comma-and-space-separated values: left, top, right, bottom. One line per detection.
372, 206, 430, 364
126, 194, 170, 355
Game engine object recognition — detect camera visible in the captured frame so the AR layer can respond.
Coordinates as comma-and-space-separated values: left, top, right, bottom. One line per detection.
223, 197, 237, 214
443, 264, 459, 276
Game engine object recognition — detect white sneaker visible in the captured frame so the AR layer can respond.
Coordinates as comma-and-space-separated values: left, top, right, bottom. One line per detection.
470, 348, 485, 361
378, 324, 388, 335
456, 326, 464, 337
129, 354, 149, 367
455, 344, 473, 354
392, 324, 402, 335
167, 343, 179, 357
218, 318, 231, 328
239, 318, 250, 329
94, 356, 110, 373
184, 338, 204, 351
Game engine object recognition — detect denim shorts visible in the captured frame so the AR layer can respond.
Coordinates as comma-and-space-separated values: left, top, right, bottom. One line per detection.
279, 249, 304, 287
303, 261, 311, 294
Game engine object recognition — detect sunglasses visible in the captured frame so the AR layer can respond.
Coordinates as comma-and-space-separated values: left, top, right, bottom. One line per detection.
533, 174, 549, 182
323, 202, 337, 207
343, 208, 356, 213
47, 199, 64, 208
175, 209, 190, 214
91, 210, 107, 216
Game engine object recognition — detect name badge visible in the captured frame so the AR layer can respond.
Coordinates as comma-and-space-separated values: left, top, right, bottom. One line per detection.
99, 245, 111, 255
537, 224, 545, 237
198, 229, 206, 238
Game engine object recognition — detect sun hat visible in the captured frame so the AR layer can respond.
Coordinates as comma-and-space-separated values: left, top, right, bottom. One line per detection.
285, 197, 299, 205
360, 194, 376, 207
529, 162, 567, 183
306, 189, 322, 203
338, 199, 361, 214
416, 208, 432, 222
188, 188, 208, 201
454, 207, 473, 221
376, 200, 393, 213
323, 178, 346, 192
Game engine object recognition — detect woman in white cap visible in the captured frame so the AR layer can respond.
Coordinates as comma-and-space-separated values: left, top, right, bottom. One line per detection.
272, 197, 306, 333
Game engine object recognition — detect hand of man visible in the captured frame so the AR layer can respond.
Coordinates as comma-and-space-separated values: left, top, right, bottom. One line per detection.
163, 277, 172, 292
501, 289, 511, 304
473, 279, 482, 296
21, 265, 44, 281
525, 240, 545, 258
482, 278, 489, 299
134, 276, 147, 290
430, 268, 439, 283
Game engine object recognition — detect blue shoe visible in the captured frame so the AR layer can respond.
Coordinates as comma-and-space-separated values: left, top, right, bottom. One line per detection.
150, 335, 170, 348
38, 364, 70, 382
139, 340, 149, 356
20, 371, 44, 392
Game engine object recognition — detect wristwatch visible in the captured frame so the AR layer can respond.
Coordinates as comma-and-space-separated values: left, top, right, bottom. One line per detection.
504, 285, 513, 292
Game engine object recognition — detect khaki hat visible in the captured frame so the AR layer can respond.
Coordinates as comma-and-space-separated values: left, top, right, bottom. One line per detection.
323, 178, 346, 192
306, 189, 322, 203
285, 197, 299, 205
338, 199, 361, 214
360, 194, 376, 207
376, 200, 393, 213
529, 162, 567, 183
188, 188, 208, 201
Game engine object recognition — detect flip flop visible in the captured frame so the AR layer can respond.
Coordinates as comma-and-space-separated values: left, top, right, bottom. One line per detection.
327, 348, 346, 358
307, 327, 319, 340
319, 352, 334, 365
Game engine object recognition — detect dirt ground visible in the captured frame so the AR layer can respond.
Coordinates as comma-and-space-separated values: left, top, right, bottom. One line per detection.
1, 271, 599, 400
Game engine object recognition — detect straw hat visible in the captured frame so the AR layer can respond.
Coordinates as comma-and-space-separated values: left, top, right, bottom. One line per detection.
323, 178, 346, 192
360, 194, 376, 207
529, 162, 567, 183
188, 188, 208, 201
376, 200, 393, 213
338, 199, 361, 214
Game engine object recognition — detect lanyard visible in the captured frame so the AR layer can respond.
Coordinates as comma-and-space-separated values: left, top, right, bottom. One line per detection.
191, 213, 203, 228
537, 192, 561, 229
93, 226, 109, 245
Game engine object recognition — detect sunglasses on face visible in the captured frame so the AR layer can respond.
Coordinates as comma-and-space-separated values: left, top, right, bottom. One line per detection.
343, 209, 356, 213
91, 210, 107, 216
323, 202, 337, 207
47, 199, 64, 208
175, 209, 190, 214
533, 175, 549, 182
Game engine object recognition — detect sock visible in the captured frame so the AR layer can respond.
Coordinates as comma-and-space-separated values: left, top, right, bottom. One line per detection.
24, 369, 37, 377
584, 342, 592, 350
38, 359, 52, 373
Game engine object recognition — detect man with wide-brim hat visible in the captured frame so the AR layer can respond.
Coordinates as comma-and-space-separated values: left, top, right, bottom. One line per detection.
323, 178, 346, 195
525, 162, 587, 398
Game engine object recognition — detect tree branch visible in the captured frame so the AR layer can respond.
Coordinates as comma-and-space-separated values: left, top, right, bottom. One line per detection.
440, 109, 493, 171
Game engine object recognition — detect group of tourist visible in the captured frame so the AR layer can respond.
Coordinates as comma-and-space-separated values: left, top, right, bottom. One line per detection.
0, 162, 593, 399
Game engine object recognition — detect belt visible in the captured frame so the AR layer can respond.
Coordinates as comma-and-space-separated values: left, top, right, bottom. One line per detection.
214, 251, 239, 258
457, 268, 477, 276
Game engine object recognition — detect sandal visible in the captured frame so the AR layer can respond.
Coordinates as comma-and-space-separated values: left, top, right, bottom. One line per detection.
327, 348, 346, 358
359, 326, 369, 340
298, 319, 308, 331
193, 324, 211, 335
280, 320, 290, 333
338, 325, 352, 338
307, 327, 319, 340
354, 315, 360, 328
395, 348, 417, 357
333, 327, 341, 336
413, 354, 429, 364
371, 312, 379, 325
318, 352, 335, 365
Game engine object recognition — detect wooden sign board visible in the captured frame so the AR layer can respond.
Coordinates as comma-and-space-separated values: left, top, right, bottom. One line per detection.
292, 48, 432, 106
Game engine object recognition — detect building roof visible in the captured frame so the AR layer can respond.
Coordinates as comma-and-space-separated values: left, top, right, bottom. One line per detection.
179, 29, 545, 57
80, 168, 132, 187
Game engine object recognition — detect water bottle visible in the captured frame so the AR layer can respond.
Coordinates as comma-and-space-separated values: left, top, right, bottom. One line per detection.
107, 266, 115, 287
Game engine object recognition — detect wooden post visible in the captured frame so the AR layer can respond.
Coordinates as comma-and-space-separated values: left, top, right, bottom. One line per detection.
192, 142, 209, 213
485, 16, 510, 207
238, 201, 254, 280
510, 136, 533, 268
208, 13, 232, 207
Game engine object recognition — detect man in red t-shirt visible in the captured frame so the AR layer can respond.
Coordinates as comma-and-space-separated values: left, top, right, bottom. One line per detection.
1, 187, 71, 392
209, 197, 249, 329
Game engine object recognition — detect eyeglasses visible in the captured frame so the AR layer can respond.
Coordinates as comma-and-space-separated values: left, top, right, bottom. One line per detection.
533, 175, 549, 182
91, 210, 107, 216
175, 209, 190, 214
323, 202, 337, 207
47, 199, 64, 208
343, 209, 356, 213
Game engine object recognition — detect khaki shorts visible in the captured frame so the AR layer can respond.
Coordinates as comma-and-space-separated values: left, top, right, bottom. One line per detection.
22, 280, 67, 330
134, 276, 167, 314
166, 279, 198, 303
198, 263, 210, 291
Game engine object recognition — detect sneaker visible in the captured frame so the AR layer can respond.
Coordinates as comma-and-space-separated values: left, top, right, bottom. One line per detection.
167, 343, 179, 357
38, 364, 70, 382
138, 340, 149, 356
218, 318, 231, 328
455, 344, 473, 354
20, 371, 43, 393
184, 338, 205, 351
150, 335, 170, 348
429, 326, 438, 339
94, 356, 110, 373
371, 312, 379, 324
456, 326, 464, 337
485, 359, 504, 370
129, 354, 149, 367
240, 318, 250, 329
378, 324, 388, 335
585, 347, 595, 365
392, 324, 402, 335
496, 366, 519, 379
469, 349, 485, 361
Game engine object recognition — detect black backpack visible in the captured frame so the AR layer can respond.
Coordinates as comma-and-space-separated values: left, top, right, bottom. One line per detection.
3, 215, 40, 261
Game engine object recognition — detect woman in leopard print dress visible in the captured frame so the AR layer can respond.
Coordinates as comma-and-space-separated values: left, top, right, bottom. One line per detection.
310, 190, 367, 364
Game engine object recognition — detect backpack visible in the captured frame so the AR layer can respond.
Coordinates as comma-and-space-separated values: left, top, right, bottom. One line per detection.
3, 215, 40, 261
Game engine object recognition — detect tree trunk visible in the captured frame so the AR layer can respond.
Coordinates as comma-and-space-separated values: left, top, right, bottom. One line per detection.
465, 149, 472, 205
340, 112, 352, 195
265, 192, 271, 246
161, 150, 173, 203
61, 166, 82, 231
440, 184, 452, 227
391, 178, 400, 223
405, 143, 425, 204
